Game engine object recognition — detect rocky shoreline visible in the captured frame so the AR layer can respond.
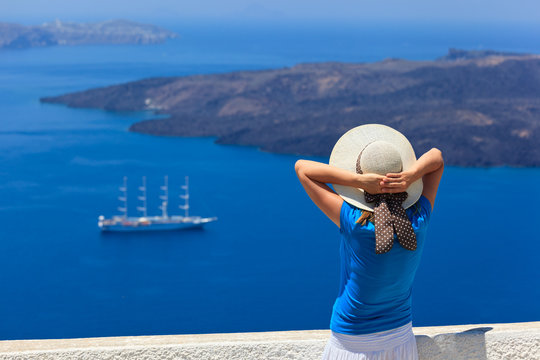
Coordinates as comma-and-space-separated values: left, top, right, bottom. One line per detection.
40, 49, 540, 167
0, 19, 177, 49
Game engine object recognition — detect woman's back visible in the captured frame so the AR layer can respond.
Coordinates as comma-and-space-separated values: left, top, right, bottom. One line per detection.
331, 195, 432, 335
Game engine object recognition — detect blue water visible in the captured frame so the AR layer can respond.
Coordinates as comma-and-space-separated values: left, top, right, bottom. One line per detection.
0, 21, 539, 340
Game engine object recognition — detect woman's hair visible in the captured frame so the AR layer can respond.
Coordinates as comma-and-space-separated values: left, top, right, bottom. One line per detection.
355, 200, 422, 226
355, 209, 374, 226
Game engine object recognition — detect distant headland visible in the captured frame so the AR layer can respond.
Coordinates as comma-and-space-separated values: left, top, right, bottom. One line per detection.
0, 19, 177, 49
40, 49, 540, 167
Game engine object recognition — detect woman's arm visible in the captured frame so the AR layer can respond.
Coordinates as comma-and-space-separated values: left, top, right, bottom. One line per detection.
294, 160, 385, 227
381, 148, 444, 210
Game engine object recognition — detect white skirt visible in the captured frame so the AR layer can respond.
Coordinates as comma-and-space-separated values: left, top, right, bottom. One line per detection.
321, 322, 418, 360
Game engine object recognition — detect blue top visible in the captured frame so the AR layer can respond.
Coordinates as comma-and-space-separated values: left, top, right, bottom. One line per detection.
330, 195, 432, 335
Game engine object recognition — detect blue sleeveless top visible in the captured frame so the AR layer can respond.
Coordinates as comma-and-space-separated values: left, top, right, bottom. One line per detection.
330, 195, 432, 335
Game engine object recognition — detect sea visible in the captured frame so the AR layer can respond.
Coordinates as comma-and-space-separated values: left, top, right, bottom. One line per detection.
0, 20, 539, 340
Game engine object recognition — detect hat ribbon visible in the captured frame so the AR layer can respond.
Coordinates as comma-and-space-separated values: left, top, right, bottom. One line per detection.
364, 192, 417, 254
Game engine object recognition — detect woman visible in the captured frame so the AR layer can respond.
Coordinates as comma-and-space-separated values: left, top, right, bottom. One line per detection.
295, 124, 444, 360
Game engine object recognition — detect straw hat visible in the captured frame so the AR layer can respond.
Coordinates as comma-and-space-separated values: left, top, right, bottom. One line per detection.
329, 124, 423, 211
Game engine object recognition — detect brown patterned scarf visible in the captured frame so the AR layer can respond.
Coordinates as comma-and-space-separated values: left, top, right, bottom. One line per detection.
364, 191, 417, 254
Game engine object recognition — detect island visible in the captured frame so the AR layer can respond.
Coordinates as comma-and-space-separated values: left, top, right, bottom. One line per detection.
0, 19, 177, 49
40, 49, 540, 167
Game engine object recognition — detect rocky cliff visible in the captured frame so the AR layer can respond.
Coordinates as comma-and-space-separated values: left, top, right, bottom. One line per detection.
40, 49, 540, 167
0, 20, 177, 49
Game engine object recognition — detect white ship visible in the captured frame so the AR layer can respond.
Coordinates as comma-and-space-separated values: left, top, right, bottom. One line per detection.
98, 176, 217, 232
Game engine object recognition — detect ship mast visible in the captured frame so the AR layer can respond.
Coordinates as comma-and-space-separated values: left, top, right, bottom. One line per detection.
159, 175, 169, 218
179, 175, 189, 217
137, 176, 148, 217
118, 176, 128, 219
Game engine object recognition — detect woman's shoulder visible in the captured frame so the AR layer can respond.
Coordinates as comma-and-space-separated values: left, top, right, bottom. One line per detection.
340, 200, 366, 235
412, 195, 432, 216
342, 194, 431, 217
406, 195, 432, 225
340, 194, 431, 235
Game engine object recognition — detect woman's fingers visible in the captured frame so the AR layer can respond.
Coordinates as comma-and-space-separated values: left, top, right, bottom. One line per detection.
380, 174, 408, 192
383, 175, 403, 182
382, 181, 404, 188
382, 181, 406, 193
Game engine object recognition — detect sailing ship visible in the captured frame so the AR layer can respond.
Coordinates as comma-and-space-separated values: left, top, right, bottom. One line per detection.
98, 176, 217, 232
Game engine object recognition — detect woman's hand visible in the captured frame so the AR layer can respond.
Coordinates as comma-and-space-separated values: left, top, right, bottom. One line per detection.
295, 160, 384, 227
360, 173, 386, 194
380, 148, 444, 209
380, 170, 416, 193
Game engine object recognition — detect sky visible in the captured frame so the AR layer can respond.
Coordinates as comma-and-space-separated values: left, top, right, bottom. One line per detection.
2, 0, 539, 25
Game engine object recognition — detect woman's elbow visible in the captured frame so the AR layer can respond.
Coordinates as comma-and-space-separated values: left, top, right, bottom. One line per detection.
294, 159, 305, 175
431, 148, 444, 167
295, 160, 311, 184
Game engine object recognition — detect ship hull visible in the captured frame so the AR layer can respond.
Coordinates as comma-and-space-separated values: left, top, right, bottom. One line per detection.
98, 216, 217, 232
100, 222, 204, 232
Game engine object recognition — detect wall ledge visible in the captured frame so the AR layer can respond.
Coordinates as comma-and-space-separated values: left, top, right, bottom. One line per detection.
1, 321, 539, 360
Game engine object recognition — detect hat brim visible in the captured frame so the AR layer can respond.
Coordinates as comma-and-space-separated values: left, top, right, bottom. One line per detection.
329, 124, 423, 211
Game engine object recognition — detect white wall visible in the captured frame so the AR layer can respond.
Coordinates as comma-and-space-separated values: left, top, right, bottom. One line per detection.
1, 321, 538, 360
